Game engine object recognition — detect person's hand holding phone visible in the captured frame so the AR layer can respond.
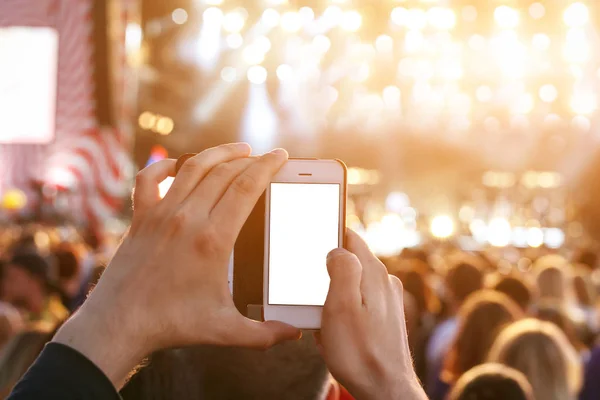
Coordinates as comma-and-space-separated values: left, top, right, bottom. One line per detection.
319, 230, 427, 400
52, 143, 301, 388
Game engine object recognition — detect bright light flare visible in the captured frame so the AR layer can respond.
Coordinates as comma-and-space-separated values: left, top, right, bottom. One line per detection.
527, 227, 544, 248
261, 9, 280, 28
171, 8, 188, 25
391, 7, 409, 26
488, 217, 512, 247
220, 66, 237, 82
430, 215, 454, 239
532, 33, 550, 51
494, 6, 520, 29
529, 3, 546, 20
427, 7, 456, 30
247, 65, 268, 84
564, 28, 589, 63
563, 2, 589, 27
406, 9, 427, 30
375, 34, 394, 53
570, 91, 597, 115
539, 84, 558, 103
276, 64, 293, 81
223, 10, 246, 33
340, 10, 362, 32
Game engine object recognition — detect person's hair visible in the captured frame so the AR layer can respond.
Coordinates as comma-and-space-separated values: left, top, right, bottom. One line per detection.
395, 259, 439, 317
7, 252, 53, 292
488, 318, 582, 400
445, 260, 484, 305
536, 265, 568, 301
572, 248, 597, 271
491, 275, 532, 312
0, 328, 54, 397
532, 300, 586, 352
448, 363, 535, 400
442, 290, 522, 383
572, 267, 596, 307
121, 336, 330, 400
53, 245, 80, 281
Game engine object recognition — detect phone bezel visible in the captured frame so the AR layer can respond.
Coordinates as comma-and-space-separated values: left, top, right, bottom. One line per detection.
263, 158, 347, 329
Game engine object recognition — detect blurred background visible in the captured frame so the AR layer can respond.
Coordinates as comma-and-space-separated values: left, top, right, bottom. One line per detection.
1, 0, 600, 258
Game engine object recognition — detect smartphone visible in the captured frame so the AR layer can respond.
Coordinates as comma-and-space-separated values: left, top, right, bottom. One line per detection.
263, 159, 347, 329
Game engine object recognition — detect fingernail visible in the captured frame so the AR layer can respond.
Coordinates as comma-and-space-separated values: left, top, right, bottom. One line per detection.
269, 148, 287, 157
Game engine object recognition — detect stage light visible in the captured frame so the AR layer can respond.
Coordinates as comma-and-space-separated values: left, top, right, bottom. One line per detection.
488, 217, 512, 247
404, 30, 424, 53
527, 227, 544, 248
158, 177, 174, 199
312, 34, 331, 53
564, 28, 589, 63
299, 7, 314, 23
247, 65, 267, 84
476, 85, 492, 102
570, 91, 597, 115
203, 7, 224, 22
340, 10, 362, 32
261, 8, 280, 28
223, 10, 246, 33
391, 7, 409, 26
494, 6, 519, 29
468, 34, 486, 51
430, 215, 454, 239
172, 8, 188, 25
539, 84, 558, 103
564, 2, 589, 27
375, 34, 394, 53
323, 5, 343, 26
513, 93, 534, 114
461, 5, 477, 22
226, 33, 243, 49
406, 9, 427, 30
529, 3, 545, 19
138, 112, 156, 130
276, 64, 293, 81
254, 36, 271, 53
572, 115, 591, 131
220, 66, 237, 82
544, 228, 565, 249
281, 11, 302, 33
155, 117, 174, 135
427, 7, 456, 30
242, 45, 265, 65
532, 33, 550, 51
382, 85, 401, 109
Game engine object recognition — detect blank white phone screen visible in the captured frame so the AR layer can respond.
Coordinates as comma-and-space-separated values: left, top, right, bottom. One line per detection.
268, 183, 340, 306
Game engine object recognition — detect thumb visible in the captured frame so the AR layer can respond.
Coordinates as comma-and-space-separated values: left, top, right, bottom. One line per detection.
325, 248, 363, 310
231, 317, 302, 349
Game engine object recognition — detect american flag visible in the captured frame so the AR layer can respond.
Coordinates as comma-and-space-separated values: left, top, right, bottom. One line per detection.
0, 0, 134, 225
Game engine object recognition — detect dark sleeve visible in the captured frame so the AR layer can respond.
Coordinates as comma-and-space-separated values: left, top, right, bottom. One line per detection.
8, 342, 121, 400
580, 347, 600, 400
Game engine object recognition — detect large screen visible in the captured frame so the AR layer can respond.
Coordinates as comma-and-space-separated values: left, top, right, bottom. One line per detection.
268, 183, 340, 306
0, 27, 59, 144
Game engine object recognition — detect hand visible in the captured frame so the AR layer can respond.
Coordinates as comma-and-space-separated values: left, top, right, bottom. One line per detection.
53, 143, 301, 387
319, 230, 426, 400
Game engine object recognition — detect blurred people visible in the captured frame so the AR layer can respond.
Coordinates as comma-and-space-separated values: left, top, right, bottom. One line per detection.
447, 363, 534, 400
52, 245, 86, 312
432, 290, 522, 400
533, 300, 588, 357
0, 303, 23, 352
488, 318, 582, 400
426, 259, 483, 394
0, 327, 55, 397
1, 253, 67, 326
490, 274, 533, 312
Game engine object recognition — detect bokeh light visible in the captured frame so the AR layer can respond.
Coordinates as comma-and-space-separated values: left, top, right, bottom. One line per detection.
247, 65, 268, 84
494, 6, 520, 29
430, 215, 454, 239
563, 2, 589, 27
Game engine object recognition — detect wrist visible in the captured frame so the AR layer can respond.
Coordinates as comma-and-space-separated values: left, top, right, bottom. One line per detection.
52, 300, 148, 389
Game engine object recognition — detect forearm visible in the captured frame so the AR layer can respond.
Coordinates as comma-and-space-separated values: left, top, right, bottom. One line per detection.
52, 301, 147, 389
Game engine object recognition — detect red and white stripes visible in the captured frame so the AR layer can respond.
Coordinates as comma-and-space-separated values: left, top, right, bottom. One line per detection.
0, 0, 134, 225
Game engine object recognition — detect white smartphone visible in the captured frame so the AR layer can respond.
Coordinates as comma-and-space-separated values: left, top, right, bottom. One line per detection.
263, 158, 347, 329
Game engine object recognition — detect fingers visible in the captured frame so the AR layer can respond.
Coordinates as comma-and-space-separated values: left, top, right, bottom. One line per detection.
324, 248, 363, 311
230, 317, 302, 349
132, 159, 177, 218
164, 143, 252, 205
183, 157, 257, 215
345, 229, 390, 304
210, 149, 288, 241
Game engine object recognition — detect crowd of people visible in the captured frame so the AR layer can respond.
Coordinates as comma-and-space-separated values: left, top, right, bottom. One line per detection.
0, 143, 600, 399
